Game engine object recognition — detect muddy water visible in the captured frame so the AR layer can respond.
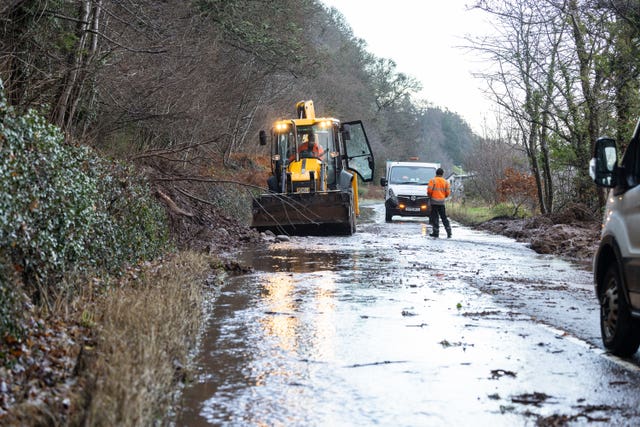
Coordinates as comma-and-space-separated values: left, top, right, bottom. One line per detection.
176, 203, 640, 426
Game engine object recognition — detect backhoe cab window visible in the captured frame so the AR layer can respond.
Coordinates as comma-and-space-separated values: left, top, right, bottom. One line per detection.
296, 125, 331, 159
274, 124, 337, 185
274, 125, 333, 161
275, 131, 293, 163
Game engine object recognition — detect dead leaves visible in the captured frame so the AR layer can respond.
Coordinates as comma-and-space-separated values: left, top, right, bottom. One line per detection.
1, 314, 91, 422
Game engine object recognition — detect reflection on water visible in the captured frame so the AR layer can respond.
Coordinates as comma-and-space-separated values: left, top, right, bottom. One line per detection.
261, 273, 298, 353
250, 248, 347, 273
259, 271, 337, 361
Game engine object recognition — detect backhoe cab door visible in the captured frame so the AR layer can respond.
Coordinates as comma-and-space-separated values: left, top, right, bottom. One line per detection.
342, 120, 374, 182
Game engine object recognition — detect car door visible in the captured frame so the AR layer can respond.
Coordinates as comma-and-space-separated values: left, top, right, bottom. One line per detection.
620, 137, 640, 296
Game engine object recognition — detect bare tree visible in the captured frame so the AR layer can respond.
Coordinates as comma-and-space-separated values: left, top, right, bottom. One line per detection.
471, 0, 561, 212
470, 0, 621, 212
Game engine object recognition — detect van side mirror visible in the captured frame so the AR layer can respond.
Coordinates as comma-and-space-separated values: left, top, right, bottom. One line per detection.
259, 130, 267, 146
590, 137, 617, 188
380, 177, 388, 186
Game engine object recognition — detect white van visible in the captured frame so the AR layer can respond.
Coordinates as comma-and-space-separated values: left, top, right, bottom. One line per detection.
590, 131, 640, 357
379, 160, 440, 222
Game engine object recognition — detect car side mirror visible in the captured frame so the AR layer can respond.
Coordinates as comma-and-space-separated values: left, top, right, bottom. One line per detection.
259, 130, 267, 146
380, 177, 388, 186
590, 137, 617, 188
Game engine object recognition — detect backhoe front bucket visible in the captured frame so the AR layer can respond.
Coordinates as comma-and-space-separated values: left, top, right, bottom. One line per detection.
251, 190, 355, 236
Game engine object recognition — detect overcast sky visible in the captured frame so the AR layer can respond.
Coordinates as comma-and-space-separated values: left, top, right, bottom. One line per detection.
320, 0, 495, 134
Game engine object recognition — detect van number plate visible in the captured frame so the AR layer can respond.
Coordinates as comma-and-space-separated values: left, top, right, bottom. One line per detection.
405, 207, 420, 212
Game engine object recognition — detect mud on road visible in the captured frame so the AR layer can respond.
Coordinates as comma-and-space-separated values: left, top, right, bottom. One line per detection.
474, 208, 600, 268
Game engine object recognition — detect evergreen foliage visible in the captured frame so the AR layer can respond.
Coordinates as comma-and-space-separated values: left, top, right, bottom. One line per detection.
0, 81, 169, 325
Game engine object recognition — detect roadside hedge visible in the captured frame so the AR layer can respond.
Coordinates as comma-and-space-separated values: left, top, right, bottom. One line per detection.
0, 81, 169, 336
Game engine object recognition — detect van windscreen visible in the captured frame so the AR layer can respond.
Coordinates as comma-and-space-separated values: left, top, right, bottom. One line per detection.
389, 166, 436, 185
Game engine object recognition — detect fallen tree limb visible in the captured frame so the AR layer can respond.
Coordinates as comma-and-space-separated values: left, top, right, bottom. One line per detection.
156, 189, 194, 217
152, 176, 266, 192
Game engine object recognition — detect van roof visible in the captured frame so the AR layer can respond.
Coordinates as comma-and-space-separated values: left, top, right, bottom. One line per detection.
386, 161, 440, 168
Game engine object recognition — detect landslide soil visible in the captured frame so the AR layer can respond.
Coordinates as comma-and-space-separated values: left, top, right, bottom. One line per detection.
473, 204, 600, 268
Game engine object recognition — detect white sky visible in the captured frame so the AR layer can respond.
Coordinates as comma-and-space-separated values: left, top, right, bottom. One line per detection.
321, 0, 495, 134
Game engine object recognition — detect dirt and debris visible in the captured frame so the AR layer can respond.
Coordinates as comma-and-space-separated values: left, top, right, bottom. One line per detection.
157, 185, 262, 255
511, 391, 553, 406
536, 404, 618, 425
490, 369, 517, 379
475, 205, 601, 267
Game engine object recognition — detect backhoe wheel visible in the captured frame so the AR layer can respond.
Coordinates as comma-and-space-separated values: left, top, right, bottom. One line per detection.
349, 211, 356, 235
337, 193, 356, 236
348, 196, 356, 235
600, 263, 640, 357
385, 209, 393, 222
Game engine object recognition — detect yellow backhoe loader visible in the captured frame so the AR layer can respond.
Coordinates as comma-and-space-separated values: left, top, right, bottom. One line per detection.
251, 100, 375, 235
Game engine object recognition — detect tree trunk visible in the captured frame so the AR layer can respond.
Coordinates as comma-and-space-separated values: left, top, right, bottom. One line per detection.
65, 0, 103, 131
568, 0, 601, 208
53, 0, 92, 129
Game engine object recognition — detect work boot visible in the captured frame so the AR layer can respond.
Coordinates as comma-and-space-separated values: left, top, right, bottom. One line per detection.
429, 232, 439, 238
446, 229, 452, 238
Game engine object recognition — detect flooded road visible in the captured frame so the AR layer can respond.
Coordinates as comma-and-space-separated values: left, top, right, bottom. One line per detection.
176, 203, 640, 426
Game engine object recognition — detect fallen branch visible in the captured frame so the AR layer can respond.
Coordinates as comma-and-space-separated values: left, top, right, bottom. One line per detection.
345, 360, 408, 368
176, 187, 216, 208
156, 189, 193, 217
152, 176, 266, 192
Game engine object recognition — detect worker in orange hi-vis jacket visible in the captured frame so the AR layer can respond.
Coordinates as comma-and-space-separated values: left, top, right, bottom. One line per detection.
427, 167, 452, 238
289, 133, 324, 161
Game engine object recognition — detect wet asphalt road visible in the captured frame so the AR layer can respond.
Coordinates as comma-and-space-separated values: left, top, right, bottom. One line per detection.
176, 202, 640, 426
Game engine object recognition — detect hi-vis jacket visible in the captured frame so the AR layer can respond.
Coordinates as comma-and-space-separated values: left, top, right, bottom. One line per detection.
289, 142, 325, 161
427, 176, 451, 205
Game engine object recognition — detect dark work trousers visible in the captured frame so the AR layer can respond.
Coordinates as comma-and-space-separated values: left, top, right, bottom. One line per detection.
429, 204, 451, 237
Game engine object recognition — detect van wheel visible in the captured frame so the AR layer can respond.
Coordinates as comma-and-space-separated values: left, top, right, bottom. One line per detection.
600, 263, 640, 357
385, 209, 393, 222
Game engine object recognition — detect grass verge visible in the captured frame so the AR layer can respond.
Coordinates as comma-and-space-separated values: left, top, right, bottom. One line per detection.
1, 250, 217, 426
83, 251, 213, 426
448, 201, 530, 225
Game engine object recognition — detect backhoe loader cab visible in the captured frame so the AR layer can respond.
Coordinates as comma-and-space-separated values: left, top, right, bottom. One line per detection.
252, 100, 374, 235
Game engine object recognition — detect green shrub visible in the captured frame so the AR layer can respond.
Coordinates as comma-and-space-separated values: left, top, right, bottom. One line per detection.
86, 162, 169, 273
0, 99, 99, 301
0, 81, 169, 306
